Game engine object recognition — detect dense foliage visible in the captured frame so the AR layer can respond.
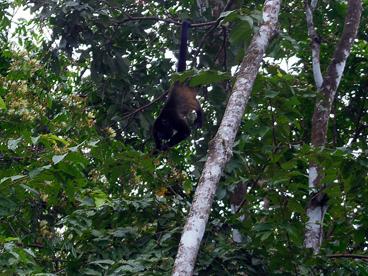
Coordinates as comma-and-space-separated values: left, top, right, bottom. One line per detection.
0, 0, 367, 275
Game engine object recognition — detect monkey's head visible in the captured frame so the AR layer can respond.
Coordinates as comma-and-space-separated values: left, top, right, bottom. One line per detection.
154, 118, 173, 140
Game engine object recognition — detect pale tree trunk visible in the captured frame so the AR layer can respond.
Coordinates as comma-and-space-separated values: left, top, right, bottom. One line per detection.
303, 0, 362, 254
171, 0, 282, 275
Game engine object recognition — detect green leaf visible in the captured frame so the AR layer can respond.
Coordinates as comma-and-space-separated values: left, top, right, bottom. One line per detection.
251, 223, 273, 231
93, 191, 107, 208
0, 97, 6, 109
220, 11, 238, 24
65, 1, 78, 6
258, 126, 269, 138
252, 257, 263, 265
116, 55, 130, 75
139, 113, 150, 131
20, 184, 40, 198
190, 70, 230, 87
289, 96, 301, 106
29, 165, 51, 179
8, 138, 21, 150
208, 86, 228, 105
323, 183, 342, 197
41, 134, 70, 145
31, 135, 41, 144
281, 161, 297, 170
260, 231, 272, 241
14, 248, 27, 263
50, 56, 61, 76
80, 268, 101, 275
341, 159, 355, 179
287, 198, 306, 214
90, 259, 115, 269
229, 20, 252, 46
52, 153, 68, 164
5, 237, 21, 242
95, 16, 112, 28
66, 180, 75, 201
353, 227, 366, 244
216, 185, 227, 200
46, 93, 53, 108
91, 230, 103, 237
94, 197, 105, 208
320, 174, 336, 184
265, 90, 279, 98
59, 162, 79, 177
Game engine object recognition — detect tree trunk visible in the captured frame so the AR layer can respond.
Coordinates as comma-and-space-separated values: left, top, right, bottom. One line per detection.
303, 0, 362, 254
171, 0, 282, 274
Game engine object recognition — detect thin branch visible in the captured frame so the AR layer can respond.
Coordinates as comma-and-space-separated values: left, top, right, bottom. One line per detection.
98, 0, 215, 27
121, 112, 137, 132
327, 254, 368, 259
190, 0, 236, 69
55, 269, 66, 275
0, 120, 21, 123
36, 258, 68, 262
8, 220, 20, 242
234, 143, 282, 214
279, 195, 299, 276
0, 176, 29, 192
210, 27, 227, 70
100, 89, 170, 132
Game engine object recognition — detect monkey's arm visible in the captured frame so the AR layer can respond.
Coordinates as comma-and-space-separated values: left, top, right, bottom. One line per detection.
194, 108, 203, 128
162, 118, 191, 150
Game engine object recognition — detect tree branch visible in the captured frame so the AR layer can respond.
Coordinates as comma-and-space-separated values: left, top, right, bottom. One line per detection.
190, 0, 236, 69
304, 0, 323, 89
100, 89, 170, 132
327, 254, 368, 259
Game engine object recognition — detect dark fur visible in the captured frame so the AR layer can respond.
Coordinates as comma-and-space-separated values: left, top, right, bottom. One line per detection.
153, 83, 203, 150
177, 21, 191, 73
153, 21, 203, 151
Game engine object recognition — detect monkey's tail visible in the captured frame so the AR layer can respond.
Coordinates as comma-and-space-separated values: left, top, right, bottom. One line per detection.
177, 21, 191, 73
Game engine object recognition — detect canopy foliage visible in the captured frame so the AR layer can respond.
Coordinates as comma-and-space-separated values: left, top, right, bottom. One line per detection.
0, 0, 368, 275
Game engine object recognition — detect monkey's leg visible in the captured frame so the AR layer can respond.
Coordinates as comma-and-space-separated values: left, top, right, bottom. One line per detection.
153, 130, 163, 150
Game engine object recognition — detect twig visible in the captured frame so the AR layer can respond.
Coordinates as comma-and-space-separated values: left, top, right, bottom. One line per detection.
100, 89, 170, 132
55, 269, 66, 275
191, 0, 236, 68
98, 0, 214, 27
0, 176, 28, 192
327, 254, 368, 259
210, 27, 227, 69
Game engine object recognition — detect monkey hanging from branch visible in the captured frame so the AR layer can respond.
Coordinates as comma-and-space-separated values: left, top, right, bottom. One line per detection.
153, 21, 203, 152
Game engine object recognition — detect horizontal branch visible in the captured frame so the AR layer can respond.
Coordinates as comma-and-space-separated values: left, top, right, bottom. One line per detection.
101, 89, 170, 132
327, 254, 368, 259
98, 0, 216, 28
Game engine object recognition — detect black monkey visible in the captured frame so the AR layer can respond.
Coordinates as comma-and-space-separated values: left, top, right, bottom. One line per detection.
153, 21, 203, 151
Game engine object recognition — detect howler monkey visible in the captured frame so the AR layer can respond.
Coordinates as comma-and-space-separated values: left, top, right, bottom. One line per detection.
153, 21, 203, 151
